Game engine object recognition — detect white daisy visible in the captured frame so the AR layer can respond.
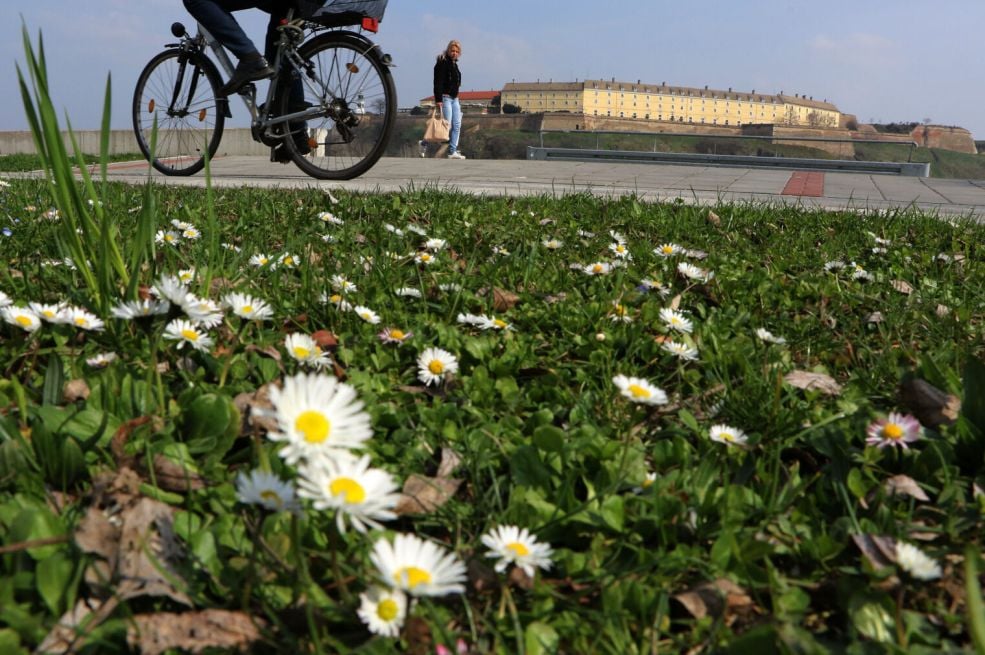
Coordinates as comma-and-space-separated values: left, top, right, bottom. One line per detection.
297, 453, 401, 533
481, 525, 554, 578
384, 223, 404, 236
181, 226, 201, 240
709, 424, 748, 446
850, 262, 873, 282
354, 306, 381, 325
321, 293, 354, 312
63, 307, 105, 331
640, 278, 670, 296
317, 211, 344, 225
181, 294, 224, 328
223, 293, 274, 321
378, 327, 413, 344
659, 308, 694, 334
177, 268, 196, 284
609, 230, 626, 244
414, 252, 436, 266
405, 224, 428, 237
654, 243, 683, 257
608, 242, 632, 259
612, 375, 668, 405
111, 299, 170, 320
823, 260, 846, 272
633, 471, 658, 494
357, 587, 408, 638
29, 302, 67, 323
438, 283, 462, 293
662, 340, 699, 361
171, 219, 193, 231
3, 306, 42, 333
330, 275, 357, 294
492, 245, 511, 256
162, 319, 213, 352
677, 262, 714, 283
267, 372, 373, 465
278, 253, 300, 269
895, 542, 941, 581
755, 328, 787, 345
479, 316, 512, 331
0, 291, 11, 308
154, 230, 181, 246
456, 313, 486, 327
320, 234, 337, 244
221, 242, 241, 253
85, 352, 118, 368
425, 238, 447, 251
370, 533, 466, 597
395, 287, 422, 298
542, 239, 563, 250
609, 303, 633, 323
582, 262, 611, 276
151, 275, 189, 305
284, 333, 333, 370
417, 347, 459, 386
249, 254, 274, 269
235, 469, 299, 513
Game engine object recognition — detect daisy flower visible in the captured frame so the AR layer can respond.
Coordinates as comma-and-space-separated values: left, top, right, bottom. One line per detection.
171, 219, 193, 231
609, 303, 633, 323
154, 230, 181, 246
2, 306, 42, 332
542, 239, 563, 250
0, 291, 11, 308
577, 229, 596, 238
823, 260, 846, 272
417, 347, 459, 386
181, 226, 201, 240
492, 245, 511, 256
640, 278, 670, 296
677, 262, 714, 283
111, 299, 170, 320
865, 412, 922, 450
249, 254, 274, 269
415, 252, 436, 266
29, 302, 67, 323
633, 471, 658, 494
162, 319, 213, 352
662, 340, 699, 361
85, 352, 118, 368
321, 234, 337, 244
354, 306, 381, 325
479, 316, 512, 331
330, 275, 357, 293
235, 469, 299, 513
64, 307, 105, 331
357, 587, 408, 638
221, 242, 241, 253
456, 313, 485, 327
608, 242, 632, 259
659, 307, 694, 334
612, 375, 668, 405
278, 253, 299, 269
405, 224, 428, 237
384, 223, 404, 236
654, 243, 683, 257
481, 525, 554, 578
151, 275, 189, 305
425, 238, 447, 251
370, 533, 466, 597
177, 268, 196, 283
379, 327, 413, 344
181, 294, 225, 328
709, 424, 748, 446
755, 328, 787, 345
267, 371, 373, 465
895, 542, 941, 581
318, 211, 344, 225
297, 453, 401, 533
395, 287, 422, 298
284, 333, 333, 370
850, 262, 873, 282
223, 293, 274, 321
609, 230, 626, 244
583, 262, 611, 276
439, 283, 462, 293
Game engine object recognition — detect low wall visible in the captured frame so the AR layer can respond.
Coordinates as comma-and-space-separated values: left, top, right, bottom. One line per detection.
0, 128, 272, 157
911, 125, 977, 154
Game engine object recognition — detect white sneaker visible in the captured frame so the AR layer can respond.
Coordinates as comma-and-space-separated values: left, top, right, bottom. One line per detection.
448, 152, 466, 160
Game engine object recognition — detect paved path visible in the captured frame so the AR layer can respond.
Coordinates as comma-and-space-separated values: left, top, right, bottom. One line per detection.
65, 157, 985, 218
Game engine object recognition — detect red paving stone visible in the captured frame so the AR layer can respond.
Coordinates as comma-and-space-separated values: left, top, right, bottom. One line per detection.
781, 171, 825, 197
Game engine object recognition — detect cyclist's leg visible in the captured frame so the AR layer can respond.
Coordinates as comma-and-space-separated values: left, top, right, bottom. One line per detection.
183, 0, 262, 59
262, 7, 308, 156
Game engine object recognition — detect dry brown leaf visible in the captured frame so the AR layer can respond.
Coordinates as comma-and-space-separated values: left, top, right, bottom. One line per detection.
116, 497, 191, 605
884, 475, 930, 501
899, 378, 961, 428
150, 454, 206, 492
244, 344, 283, 363
64, 379, 91, 403
127, 610, 262, 655
706, 210, 721, 226
852, 534, 897, 570
673, 579, 753, 621
866, 312, 884, 324
891, 279, 914, 295
493, 287, 521, 312
395, 475, 462, 515
508, 565, 535, 590
208, 277, 234, 296
936, 304, 951, 317
436, 448, 463, 479
311, 330, 338, 348
669, 294, 683, 311
36, 598, 118, 655
233, 384, 280, 436
784, 371, 843, 396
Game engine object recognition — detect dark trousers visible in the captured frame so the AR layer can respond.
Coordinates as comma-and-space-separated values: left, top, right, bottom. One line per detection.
182, 0, 290, 61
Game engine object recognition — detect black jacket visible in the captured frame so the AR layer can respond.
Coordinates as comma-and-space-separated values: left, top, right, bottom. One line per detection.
433, 55, 461, 101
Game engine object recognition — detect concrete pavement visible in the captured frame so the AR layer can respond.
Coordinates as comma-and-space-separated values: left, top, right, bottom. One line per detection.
41, 156, 985, 218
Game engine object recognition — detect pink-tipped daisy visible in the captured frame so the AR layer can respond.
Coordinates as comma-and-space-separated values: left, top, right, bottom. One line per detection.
865, 412, 922, 450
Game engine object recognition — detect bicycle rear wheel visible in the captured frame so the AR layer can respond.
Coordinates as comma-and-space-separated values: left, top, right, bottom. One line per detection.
277, 32, 396, 180
132, 49, 226, 176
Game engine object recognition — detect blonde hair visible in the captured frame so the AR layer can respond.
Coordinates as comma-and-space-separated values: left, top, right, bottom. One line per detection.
438, 40, 462, 61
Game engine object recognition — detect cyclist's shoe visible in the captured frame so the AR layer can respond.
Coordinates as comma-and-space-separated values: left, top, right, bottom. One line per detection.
219, 56, 274, 97
272, 127, 312, 163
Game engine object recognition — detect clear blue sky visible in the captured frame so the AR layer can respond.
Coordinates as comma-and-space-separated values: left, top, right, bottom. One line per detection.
5, 1, 984, 137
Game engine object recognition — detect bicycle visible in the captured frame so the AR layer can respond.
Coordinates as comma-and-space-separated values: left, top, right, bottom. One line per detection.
131, 0, 396, 180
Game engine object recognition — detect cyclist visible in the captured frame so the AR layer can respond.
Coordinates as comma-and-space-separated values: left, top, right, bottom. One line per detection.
181, 0, 310, 160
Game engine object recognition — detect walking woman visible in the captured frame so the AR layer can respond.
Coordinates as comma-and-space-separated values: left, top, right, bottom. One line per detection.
433, 40, 465, 159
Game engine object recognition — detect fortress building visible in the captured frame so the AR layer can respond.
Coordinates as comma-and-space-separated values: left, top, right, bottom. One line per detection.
501, 79, 841, 128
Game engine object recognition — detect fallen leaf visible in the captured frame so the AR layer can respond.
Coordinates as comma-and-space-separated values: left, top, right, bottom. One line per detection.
899, 378, 960, 428
936, 304, 951, 317
233, 384, 280, 436
883, 475, 930, 502
852, 534, 897, 570
493, 287, 521, 312
706, 210, 721, 226
669, 294, 682, 311
311, 330, 338, 348
127, 610, 262, 655
116, 497, 191, 604
436, 448, 463, 479
673, 579, 754, 621
36, 597, 118, 655
208, 277, 234, 296
150, 454, 206, 492
866, 312, 884, 324
395, 475, 462, 515
63, 379, 90, 403
784, 371, 843, 396
891, 280, 914, 295
508, 565, 534, 591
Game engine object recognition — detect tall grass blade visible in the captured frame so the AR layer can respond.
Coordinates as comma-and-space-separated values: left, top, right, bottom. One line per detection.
967, 547, 985, 655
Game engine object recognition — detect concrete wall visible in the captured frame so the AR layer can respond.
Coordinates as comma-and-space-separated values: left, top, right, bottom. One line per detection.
0, 128, 271, 157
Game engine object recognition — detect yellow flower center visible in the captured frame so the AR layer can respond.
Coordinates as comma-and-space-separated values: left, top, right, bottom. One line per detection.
613, 305, 626, 315
360, 311, 372, 320
390, 329, 405, 340
283, 257, 295, 266
377, 598, 399, 622
42, 310, 56, 318
882, 423, 904, 440
330, 294, 342, 304
181, 329, 199, 341
395, 566, 432, 589
259, 258, 268, 265
74, 317, 88, 327
662, 246, 673, 254
720, 432, 735, 442
15, 315, 32, 327
593, 264, 604, 273
428, 360, 445, 375
241, 305, 254, 314
628, 384, 651, 399
329, 477, 366, 504
505, 542, 530, 558
296, 411, 331, 444
293, 346, 311, 359
165, 234, 175, 242
421, 254, 431, 262
616, 245, 626, 253
641, 477, 655, 489
259, 490, 284, 508
494, 319, 507, 329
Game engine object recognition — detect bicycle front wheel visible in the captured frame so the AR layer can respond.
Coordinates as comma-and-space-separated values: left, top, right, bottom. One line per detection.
132, 49, 226, 176
278, 32, 396, 180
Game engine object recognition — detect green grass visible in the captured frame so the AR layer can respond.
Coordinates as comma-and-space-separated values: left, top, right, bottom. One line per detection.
0, 152, 144, 172
1, 177, 984, 654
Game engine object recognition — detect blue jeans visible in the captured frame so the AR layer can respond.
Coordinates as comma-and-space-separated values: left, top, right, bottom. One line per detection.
441, 95, 462, 154
183, 0, 283, 60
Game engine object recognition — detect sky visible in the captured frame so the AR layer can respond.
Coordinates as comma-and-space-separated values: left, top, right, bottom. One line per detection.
4, 0, 985, 138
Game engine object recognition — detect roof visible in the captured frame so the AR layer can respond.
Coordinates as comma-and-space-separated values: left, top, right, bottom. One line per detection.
419, 90, 501, 103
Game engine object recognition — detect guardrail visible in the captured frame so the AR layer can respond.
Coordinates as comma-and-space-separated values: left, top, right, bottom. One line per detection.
529, 130, 929, 177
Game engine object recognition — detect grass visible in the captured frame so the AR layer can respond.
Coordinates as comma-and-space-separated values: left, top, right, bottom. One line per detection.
0, 153, 144, 172
0, 175, 984, 654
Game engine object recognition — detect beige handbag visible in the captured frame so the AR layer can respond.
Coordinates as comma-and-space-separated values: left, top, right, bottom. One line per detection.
423, 107, 450, 143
